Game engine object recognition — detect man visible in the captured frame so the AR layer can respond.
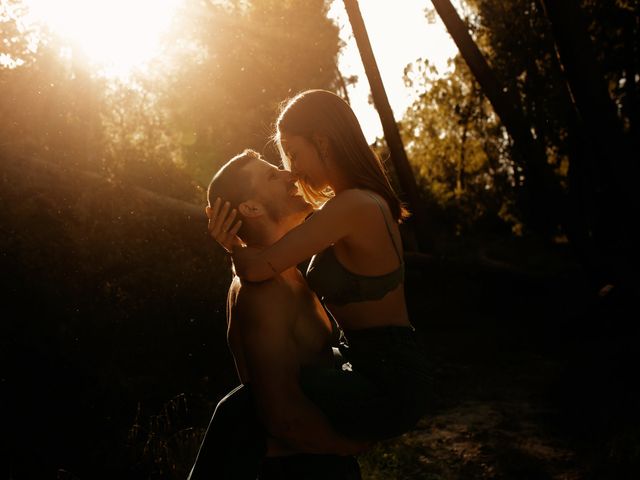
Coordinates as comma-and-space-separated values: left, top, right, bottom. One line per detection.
188, 149, 365, 479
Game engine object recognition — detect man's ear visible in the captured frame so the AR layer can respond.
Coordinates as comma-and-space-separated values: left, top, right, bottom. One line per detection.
238, 199, 265, 218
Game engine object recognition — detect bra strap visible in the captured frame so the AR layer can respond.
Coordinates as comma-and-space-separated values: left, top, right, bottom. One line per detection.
362, 190, 404, 266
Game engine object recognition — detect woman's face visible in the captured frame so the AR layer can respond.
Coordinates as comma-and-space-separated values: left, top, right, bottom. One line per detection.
279, 133, 330, 191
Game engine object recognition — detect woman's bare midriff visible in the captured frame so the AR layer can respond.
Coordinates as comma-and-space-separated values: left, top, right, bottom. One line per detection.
326, 285, 412, 332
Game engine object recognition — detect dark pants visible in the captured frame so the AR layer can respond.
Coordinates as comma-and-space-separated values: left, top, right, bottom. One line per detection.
187, 385, 266, 480
188, 326, 431, 479
301, 326, 433, 439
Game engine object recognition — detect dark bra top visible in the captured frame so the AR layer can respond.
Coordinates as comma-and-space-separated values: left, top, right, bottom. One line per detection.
306, 192, 404, 306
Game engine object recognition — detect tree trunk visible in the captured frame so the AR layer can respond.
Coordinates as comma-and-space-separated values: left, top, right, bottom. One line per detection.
343, 0, 428, 250
539, 0, 635, 202
539, 0, 638, 285
430, 0, 558, 236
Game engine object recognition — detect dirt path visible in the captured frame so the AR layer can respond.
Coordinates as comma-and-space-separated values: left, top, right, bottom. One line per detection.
359, 350, 585, 479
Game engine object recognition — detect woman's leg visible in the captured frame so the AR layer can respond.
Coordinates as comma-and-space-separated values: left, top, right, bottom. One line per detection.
299, 330, 433, 440
299, 363, 395, 439
188, 384, 266, 480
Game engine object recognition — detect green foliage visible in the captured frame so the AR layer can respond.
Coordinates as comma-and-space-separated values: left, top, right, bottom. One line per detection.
0, 0, 37, 67
468, 0, 574, 155
1, 0, 346, 200
467, 0, 638, 194
404, 0, 637, 240
99, 78, 203, 202
1, 154, 234, 478
0, 43, 96, 165
359, 435, 442, 480
582, 0, 640, 137
163, 0, 346, 183
128, 394, 205, 480
402, 55, 517, 234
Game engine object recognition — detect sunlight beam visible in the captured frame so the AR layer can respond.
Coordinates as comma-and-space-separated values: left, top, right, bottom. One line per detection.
25, 0, 181, 78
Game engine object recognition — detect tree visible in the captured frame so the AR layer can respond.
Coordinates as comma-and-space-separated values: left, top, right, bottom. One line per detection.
429, 0, 563, 236
0, 0, 35, 67
403, 55, 517, 234
343, 0, 426, 249
465, 0, 639, 283
0, 44, 100, 169
539, 0, 639, 284
163, 0, 347, 183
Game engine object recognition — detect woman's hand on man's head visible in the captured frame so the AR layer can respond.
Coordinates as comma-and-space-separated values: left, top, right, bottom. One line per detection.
206, 197, 244, 253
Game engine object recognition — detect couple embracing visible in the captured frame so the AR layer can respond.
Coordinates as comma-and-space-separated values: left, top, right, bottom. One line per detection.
189, 90, 433, 479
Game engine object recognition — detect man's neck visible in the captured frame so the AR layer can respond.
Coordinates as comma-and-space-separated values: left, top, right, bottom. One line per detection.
241, 216, 305, 280
248, 217, 299, 253
243, 241, 299, 280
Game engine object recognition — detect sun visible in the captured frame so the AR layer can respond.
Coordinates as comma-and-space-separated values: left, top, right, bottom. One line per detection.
25, 0, 181, 78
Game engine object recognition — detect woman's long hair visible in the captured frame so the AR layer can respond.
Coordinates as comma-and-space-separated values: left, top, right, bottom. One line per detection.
274, 89, 409, 223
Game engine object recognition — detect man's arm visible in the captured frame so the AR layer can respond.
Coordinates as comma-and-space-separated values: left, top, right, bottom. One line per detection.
236, 281, 366, 455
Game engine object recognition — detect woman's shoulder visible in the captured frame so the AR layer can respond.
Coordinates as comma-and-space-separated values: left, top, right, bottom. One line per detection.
314, 190, 393, 242
322, 189, 391, 220
324, 188, 385, 209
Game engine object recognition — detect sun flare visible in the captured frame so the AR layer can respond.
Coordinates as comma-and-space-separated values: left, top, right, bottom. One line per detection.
25, 0, 181, 78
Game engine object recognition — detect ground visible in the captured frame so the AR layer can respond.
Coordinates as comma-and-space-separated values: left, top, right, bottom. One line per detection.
360, 345, 583, 479
357, 250, 639, 479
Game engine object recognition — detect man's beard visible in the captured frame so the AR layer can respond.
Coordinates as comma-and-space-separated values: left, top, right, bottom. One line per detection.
265, 197, 310, 225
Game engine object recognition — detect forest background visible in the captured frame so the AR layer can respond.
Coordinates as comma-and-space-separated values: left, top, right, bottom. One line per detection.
1, 0, 638, 478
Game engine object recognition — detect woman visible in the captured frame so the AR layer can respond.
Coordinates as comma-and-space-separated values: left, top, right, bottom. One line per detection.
209, 89, 432, 442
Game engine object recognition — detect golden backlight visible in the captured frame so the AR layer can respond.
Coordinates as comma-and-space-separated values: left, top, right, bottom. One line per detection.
25, 0, 181, 78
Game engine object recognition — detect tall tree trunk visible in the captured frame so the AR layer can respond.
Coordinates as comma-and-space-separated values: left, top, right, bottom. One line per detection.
622, 11, 639, 149
539, 0, 638, 285
539, 0, 635, 202
430, 0, 559, 236
343, 0, 428, 250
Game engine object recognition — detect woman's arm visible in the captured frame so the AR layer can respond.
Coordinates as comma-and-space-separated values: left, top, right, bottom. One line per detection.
228, 190, 368, 282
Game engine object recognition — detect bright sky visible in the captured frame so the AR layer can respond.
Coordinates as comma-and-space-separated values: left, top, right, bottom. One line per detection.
23, 0, 181, 78
329, 0, 458, 142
